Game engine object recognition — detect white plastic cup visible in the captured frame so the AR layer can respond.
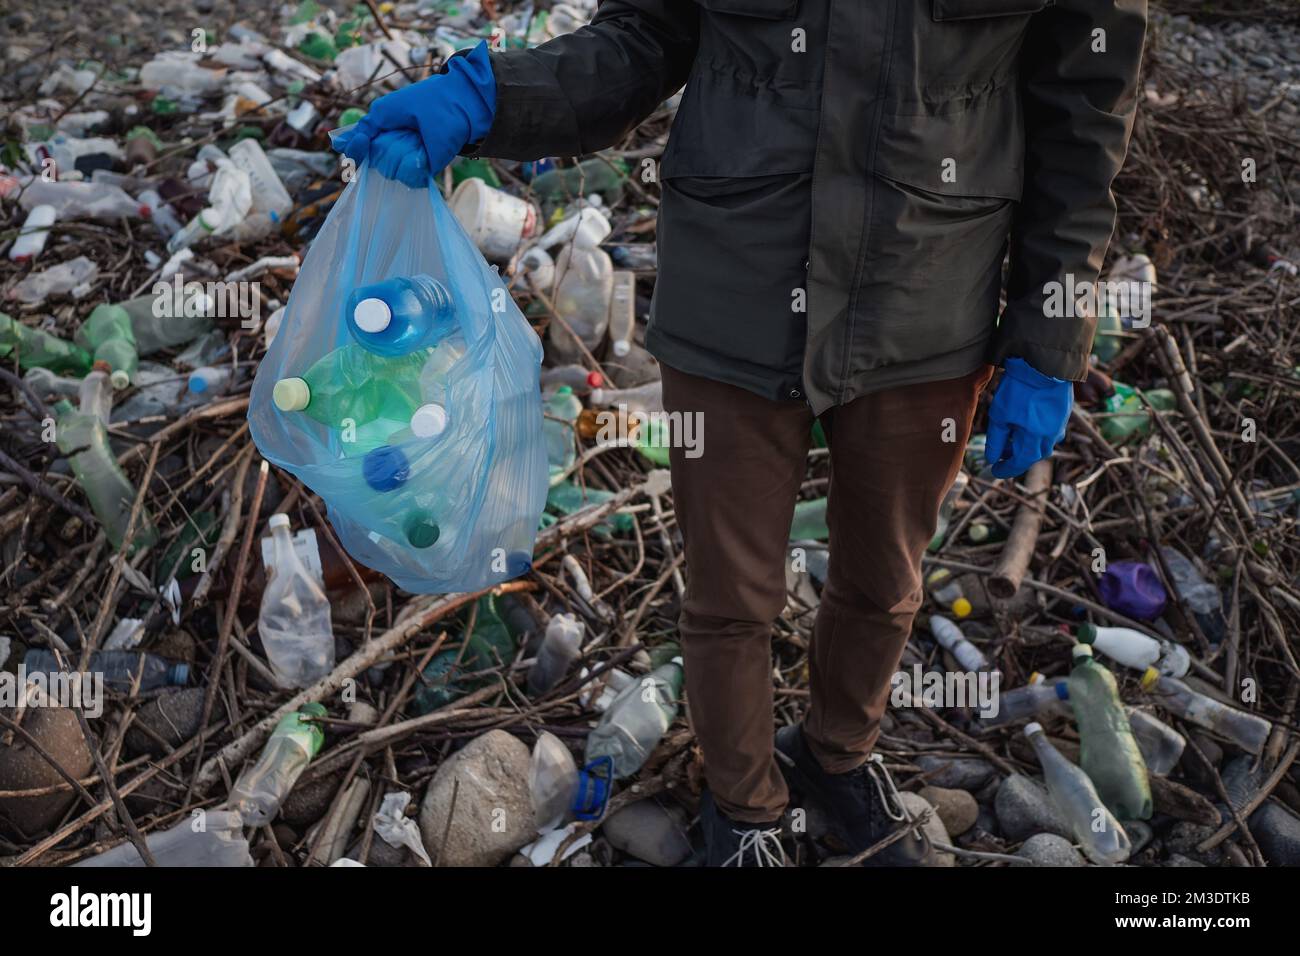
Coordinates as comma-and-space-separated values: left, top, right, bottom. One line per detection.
449, 177, 538, 261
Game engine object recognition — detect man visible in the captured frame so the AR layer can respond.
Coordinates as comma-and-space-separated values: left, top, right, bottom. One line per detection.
337, 0, 1147, 866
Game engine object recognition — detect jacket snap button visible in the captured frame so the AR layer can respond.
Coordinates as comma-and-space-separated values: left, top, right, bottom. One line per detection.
790, 389, 801, 398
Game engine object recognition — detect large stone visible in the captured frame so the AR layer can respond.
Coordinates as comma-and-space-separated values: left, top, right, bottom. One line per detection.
1016, 833, 1085, 867
419, 730, 535, 867
602, 799, 691, 867
125, 687, 205, 758
0, 707, 95, 840
994, 774, 1072, 842
919, 785, 979, 836
898, 791, 954, 867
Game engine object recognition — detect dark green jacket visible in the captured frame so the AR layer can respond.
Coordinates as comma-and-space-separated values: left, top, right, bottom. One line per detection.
474, 0, 1147, 413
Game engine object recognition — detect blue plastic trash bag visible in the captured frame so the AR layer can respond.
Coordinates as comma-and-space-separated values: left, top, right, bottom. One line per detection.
249, 128, 547, 593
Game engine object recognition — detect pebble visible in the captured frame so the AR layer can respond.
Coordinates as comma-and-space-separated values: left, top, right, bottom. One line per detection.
919, 785, 979, 836
602, 798, 692, 867
994, 774, 1072, 842
1016, 833, 1085, 867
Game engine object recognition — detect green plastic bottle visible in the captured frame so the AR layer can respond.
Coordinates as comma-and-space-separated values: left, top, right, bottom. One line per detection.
229, 702, 327, 826
273, 342, 427, 429
75, 304, 138, 388
54, 376, 158, 552
790, 497, 829, 541
413, 595, 516, 713
1099, 381, 1177, 444
530, 157, 629, 212
1068, 644, 1152, 820
546, 480, 633, 536
0, 312, 92, 376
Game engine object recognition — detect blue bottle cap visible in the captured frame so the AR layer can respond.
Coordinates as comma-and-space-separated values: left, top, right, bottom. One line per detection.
573, 755, 614, 820
362, 445, 410, 492
169, 662, 190, 685
188, 372, 208, 393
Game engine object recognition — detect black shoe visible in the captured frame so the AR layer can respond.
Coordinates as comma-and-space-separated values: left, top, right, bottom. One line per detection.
775, 723, 932, 866
697, 789, 788, 867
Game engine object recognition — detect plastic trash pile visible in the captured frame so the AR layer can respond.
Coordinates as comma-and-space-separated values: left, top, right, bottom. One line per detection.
0, 2, 1297, 869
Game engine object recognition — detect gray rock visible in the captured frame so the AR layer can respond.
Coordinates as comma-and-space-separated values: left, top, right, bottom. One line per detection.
602, 799, 691, 867
1163, 821, 1225, 866
125, 687, 205, 757
994, 774, 1071, 841
914, 755, 996, 791
898, 791, 954, 867
1016, 833, 1085, 867
919, 785, 978, 836
419, 730, 536, 867
1249, 800, 1300, 867
279, 769, 343, 827
1164, 853, 1207, 867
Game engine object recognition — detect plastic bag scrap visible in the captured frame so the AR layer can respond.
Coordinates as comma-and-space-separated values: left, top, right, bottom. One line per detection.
372, 791, 431, 865
249, 128, 547, 594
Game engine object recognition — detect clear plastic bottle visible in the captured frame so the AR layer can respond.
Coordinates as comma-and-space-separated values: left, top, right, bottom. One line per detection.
925, 567, 972, 619
1125, 706, 1185, 775
1141, 669, 1270, 755
22, 366, 83, 398
540, 364, 603, 393
528, 612, 585, 695
929, 470, 970, 551
1025, 722, 1132, 865
345, 274, 457, 356
585, 657, 683, 779
74, 810, 251, 867
75, 304, 139, 388
1068, 644, 1152, 820
530, 731, 579, 833
11, 255, 98, 304
1076, 622, 1189, 678
137, 188, 184, 239
1159, 546, 1221, 615
980, 675, 1068, 727
258, 513, 335, 688
120, 290, 215, 354
24, 648, 187, 692
54, 373, 159, 551
928, 615, 990, 672
229, 703, 327, 826
187, 365, 232, 397
547, 208, 614, 362
589, 380, 663, 416
18, 179, 147, 221
608, 269, 637, 357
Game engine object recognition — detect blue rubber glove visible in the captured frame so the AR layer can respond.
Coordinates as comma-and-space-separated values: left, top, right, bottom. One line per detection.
985, 357, 1073, 479
332, 41, 496, 175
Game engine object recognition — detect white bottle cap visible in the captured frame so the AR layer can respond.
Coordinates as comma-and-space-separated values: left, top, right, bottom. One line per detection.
268, 513, 290, 530
612, 340, 631, 357
410, 402, 449, 438
1024, 721, 1043, 736
354, 297, 392, 333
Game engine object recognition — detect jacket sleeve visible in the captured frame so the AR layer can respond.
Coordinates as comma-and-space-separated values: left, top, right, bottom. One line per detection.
991, 0, 1147, 380
471, 1, 700, 161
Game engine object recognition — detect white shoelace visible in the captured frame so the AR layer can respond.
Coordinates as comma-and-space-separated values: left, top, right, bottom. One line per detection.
724, 826, 787, 867
865, 753, 923, 839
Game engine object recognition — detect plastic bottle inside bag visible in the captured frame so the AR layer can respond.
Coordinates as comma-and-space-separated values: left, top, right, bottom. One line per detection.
258, 513, 335, 688
345, 274, 458, 356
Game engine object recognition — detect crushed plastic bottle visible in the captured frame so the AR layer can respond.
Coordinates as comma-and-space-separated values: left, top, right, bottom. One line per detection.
1158, 546, 1222, 615
980, 675, 1068, 727
229, 703, 327, 826
1068, 644, 1152, 821
1125, 706, 1186, 775
1076, 622, 1189, 678
541, 207, 614, 363
1025, 722, 1132, 865
259, 513, 335, 688
925, 568, 972, 619
10, 254, 98, 304
187, 365, 233, 398
530, 730, 579, 833
928, 615, 991, 672
1141, 669, 1271, 755
18, 179, 147, 221
24, 648, 187, 692
585, 657, 683, 779
74, 810, 252, 867
528, 612, 584, 695
22, 366, 84, 399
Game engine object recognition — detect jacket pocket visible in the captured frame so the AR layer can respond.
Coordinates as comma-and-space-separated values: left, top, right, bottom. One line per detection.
932, 0, 1048, 19
874, 80, 1025, 200
695, 0, 798, 18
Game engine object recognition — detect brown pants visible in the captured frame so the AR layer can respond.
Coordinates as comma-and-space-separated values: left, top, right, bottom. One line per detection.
661, 362, 994, 823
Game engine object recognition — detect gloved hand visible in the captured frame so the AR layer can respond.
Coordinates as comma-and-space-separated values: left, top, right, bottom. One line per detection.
985, 357, 1073, 479
332, 41, 496, 174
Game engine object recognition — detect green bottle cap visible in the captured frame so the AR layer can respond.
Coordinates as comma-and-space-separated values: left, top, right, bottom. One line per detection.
273, 377, 310, 411
405, 513, 440, 549
1076, 622, 1098, 644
